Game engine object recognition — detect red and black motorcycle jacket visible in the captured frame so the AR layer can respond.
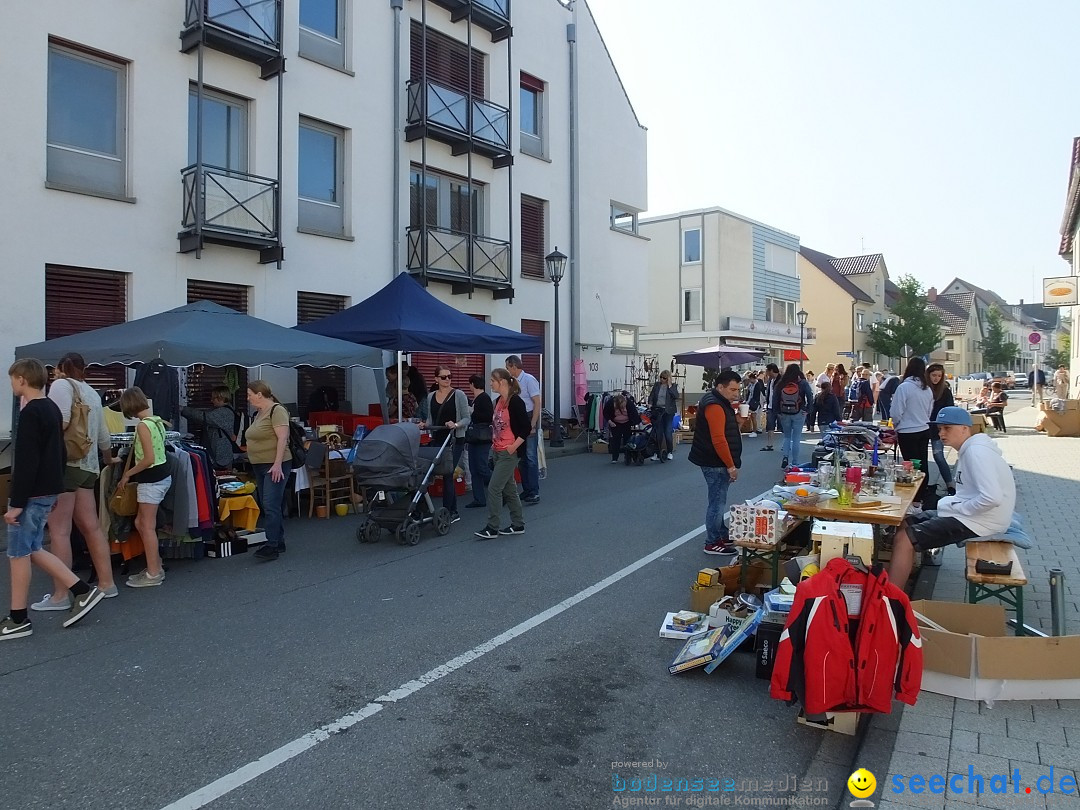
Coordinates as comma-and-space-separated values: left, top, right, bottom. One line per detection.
770, 557, 923, 714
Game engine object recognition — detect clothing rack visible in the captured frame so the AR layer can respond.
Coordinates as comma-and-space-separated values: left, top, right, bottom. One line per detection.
110, 431, 185, 445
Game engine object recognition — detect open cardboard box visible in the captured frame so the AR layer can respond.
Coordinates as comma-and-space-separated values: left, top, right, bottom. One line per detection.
913, 600, 1080, 701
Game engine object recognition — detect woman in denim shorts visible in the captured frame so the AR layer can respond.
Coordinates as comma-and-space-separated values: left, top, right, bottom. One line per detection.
118, 387, 171, 588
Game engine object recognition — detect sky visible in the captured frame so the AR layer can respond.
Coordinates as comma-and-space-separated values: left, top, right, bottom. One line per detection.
585, 0, 1079, 304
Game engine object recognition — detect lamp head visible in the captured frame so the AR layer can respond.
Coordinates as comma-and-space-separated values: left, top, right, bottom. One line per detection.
797, 308, 809, 327
545, 247, 568, 284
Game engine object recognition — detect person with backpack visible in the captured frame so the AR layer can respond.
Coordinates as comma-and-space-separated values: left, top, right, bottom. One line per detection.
848, 368, 875, 421
32, 352, 119, 611
769, 364, 815, 468
181, 385, 239, 470
245, 381, 294, 561
890, 358, 934, 504
877, 371, 899, 421
807, 380, 842, 432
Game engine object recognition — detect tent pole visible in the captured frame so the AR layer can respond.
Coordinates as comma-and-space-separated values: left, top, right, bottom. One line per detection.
397, 349, 403, 422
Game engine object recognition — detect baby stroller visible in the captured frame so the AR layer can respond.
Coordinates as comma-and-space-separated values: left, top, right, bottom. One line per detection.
623, 424, 660, 466
352, 423, 455, 546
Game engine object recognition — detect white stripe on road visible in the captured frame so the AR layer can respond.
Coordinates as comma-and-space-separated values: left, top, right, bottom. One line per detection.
160, 525, 706, 810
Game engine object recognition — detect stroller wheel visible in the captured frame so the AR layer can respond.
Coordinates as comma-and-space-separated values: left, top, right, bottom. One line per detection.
358, 519, 381, 544
402, 519, 422, 546
433, 508, 452, 536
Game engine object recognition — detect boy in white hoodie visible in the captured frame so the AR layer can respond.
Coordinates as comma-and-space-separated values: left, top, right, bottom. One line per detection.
889, 406, 1016, 586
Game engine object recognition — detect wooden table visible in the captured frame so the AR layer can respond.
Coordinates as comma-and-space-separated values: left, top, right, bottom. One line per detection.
783, 473, 924, 528
735, 517, 806, 590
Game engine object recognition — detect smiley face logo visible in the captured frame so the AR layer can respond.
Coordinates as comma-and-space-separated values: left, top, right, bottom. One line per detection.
848, 768, 877, 799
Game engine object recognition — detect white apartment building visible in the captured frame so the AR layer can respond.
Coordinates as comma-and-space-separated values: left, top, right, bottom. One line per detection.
0, 0, 647, 430
638, 206, 811, 395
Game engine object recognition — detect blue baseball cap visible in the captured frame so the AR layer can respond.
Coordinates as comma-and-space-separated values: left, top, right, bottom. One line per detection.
930, 406, 972, 427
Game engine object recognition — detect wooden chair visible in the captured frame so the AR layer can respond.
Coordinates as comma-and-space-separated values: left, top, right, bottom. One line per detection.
305, 440, 358, 518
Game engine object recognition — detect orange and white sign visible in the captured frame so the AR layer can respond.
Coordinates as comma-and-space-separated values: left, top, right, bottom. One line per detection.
1043, 276, 1077, 307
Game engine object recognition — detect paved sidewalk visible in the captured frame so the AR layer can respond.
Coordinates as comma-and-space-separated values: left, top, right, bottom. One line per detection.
860, 407, 1080, 810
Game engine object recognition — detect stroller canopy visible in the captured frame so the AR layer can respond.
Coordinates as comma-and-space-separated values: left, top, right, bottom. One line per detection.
353, 423, 423, 489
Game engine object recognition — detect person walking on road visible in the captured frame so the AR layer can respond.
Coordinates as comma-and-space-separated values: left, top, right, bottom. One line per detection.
648, 370, 679, 460
505, 355, 541, 504
689, 370, 743, 556
603, 394, 638, 464
464, 375, 493, 509
475, 369, 530, 540
759, 364, 780, 451
807, 381, 842, 432
890, 357, 934, 505
926, 363, 956, 497
770, 364, 815, 468
244, 381, 292, 562
420, 366, 471, 524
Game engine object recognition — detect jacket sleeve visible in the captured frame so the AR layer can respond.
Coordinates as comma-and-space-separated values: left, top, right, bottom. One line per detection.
770, 592, 812, 704
648, 383, 659, 408
454, 389, 471, 430
889, 593, 924, 705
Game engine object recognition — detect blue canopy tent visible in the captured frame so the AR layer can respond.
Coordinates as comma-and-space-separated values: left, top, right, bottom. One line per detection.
295, 273, 543, 420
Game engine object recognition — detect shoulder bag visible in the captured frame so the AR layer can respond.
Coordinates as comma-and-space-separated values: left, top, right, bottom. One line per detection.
109, 451, 138, 517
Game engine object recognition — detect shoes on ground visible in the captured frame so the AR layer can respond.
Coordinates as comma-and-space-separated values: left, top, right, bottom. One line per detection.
449, 512, 461, 524
610, 459, 619, 464
101, 584, 119, 598
465, 502, 485, 508
703, 542, 737, 555
760, 446, 774, 452
522, 495, 540, 504
498, 525, 525, 535
0, 615, 33, 640
253, 546, 279, 562
666, 453, 674, 461
127, 568, 167, 586
475, 527, 499, 540
746, 432, 758, 438
31, 593, 71, 612
63, 587, 104, 628
650, 454, 660, 461
781, 457, 789, 468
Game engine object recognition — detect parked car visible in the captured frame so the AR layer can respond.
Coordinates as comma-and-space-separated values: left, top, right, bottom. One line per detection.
990, 373, 1013, 390
964, 372, 992, 382
1012, 372, 1028, 388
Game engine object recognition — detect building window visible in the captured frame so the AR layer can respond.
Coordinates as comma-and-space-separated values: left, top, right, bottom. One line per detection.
47, 42, 128, 197
683, 289, 702, 324
612, 324, 638, 354
299, 0, 346, 70
186, 280, 249, 410
856, 312, 865, 331
410, 22, 485, 98
764, 243, 796, 276
765, 297, 795, 325
45, 265, 128, 393
520, 72, 545, 157
520, 194, 547, 279
610, 204, 638, 234
945, 339, 954, 350
682, 228, 701, 264
298, 117, 346, 236
410, 167, 484, 234
297, 291, 348, 419
188, 86, 248, 171
519, 319, 546, 383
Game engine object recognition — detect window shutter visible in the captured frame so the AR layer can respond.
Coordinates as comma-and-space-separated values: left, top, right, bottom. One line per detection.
410, 315, 488, 400
297, 291, 348, 419
45, 265, 128, 395
410, 21, 485, 98
519, 319, 546, 383
520, 71, 545, 92
520, 195, 546, 279
186, 280, 249, 410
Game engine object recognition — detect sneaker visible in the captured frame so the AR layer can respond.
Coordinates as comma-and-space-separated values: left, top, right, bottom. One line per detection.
760, 446, 774, 452
465, 502, 485, 509
650, 454, 660, 462
498, 525, 525, 535
126, 569, 166, 587
31, 593, 71, 612
475, 527, 499, 540
253, 546, 279, 561
101, 584, 119, 599
449, 512, 461, 524
746, 432, 758, 438
63, 587, 104, 628
703, 543, 735, 555
610, 459, 619, 464
666, 453, 674, 461
0, 616, 32, 640
522, 495, 540, 504
781, 457, 789, 468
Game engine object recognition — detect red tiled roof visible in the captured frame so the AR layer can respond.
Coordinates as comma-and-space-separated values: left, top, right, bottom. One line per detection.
799, 246, 875, 303
830, 254, 883, 276
1058, 136, 1080, 257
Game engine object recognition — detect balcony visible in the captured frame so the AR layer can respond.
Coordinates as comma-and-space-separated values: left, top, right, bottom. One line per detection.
429, 0, 512, 42
178, 165, 282, 263
406, 225, 514, 299
180, 0, 284, 78
406, 79, 513, 168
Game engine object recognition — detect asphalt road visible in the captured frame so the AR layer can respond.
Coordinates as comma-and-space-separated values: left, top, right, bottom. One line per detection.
2, 429, 843, 810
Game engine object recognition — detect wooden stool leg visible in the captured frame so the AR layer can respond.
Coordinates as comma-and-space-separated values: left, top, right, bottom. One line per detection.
967, 581, 976, 604
739, 553, 749, 591
770, 550, 780, 588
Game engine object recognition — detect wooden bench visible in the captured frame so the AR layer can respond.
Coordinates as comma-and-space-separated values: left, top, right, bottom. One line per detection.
965, 541, 1028, 635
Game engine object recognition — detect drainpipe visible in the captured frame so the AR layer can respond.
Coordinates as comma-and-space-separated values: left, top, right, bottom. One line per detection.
567, 1, 580, 365
391, 0, 404, 278
851, 299, 857, 365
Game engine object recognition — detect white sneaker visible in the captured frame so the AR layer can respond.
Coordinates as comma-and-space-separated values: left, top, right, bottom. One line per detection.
30, 593, 71, 612
666, 453, 674, 460
650, 454, 660, 462
746, 432, 758, 438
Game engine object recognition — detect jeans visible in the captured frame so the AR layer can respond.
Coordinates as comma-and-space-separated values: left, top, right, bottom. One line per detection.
466, 442, 492, 505
701, 467, 731, 545
930, 437, 953, 486
486, 449, 524, 531
253, 462, 291, 550
653, 411, 674, 452
877, 399, 891, 421
6, 495, 58, 558
518, 432, 539, 498
778, 413, 804, 465
440, 440, 465, 513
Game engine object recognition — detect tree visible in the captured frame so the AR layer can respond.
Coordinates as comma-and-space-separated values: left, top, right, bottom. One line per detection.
981, 305, 1018, 371
866, 275, 944, 361
1044, 333, 1070, 370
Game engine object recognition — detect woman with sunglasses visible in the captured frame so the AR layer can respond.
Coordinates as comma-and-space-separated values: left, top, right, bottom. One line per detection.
420, 366, 471, 524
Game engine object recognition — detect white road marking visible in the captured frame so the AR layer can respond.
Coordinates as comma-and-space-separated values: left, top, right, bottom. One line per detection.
159, 525, 705, 810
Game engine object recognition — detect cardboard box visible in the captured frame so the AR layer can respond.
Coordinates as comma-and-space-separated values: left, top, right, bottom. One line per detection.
913, 600, 1080, 701
797, 710, 860, 735
755, 620, 785, 680
813, 520, 874, 567
204, 535, 248, 557
969, 414, 986, 434
697, 567, 720, 587
1041, 408, 1080, 437
690, 582, 724, 614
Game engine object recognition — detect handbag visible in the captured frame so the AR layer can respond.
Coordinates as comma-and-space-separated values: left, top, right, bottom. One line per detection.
464, 423, 493, 445
109, 452, 138, 517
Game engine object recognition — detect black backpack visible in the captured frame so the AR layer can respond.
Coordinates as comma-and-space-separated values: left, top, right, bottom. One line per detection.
778, 381, 803, 415
271, 404, 308, 466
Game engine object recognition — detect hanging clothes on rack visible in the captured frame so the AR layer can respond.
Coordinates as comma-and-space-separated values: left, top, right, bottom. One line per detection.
133, 359, 181, 426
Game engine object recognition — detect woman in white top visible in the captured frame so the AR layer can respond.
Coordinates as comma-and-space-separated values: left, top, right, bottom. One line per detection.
889, 356, 934, 504
33, 353, 118, 611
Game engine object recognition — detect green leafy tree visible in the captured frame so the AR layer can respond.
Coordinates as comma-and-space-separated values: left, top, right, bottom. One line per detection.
866, 275, 943, 360
981, 305, 1018, 371
1044, 333, 1070, 369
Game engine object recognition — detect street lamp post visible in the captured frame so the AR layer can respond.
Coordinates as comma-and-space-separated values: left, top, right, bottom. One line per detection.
546, 247, 568, 448
796, 308, 809, 372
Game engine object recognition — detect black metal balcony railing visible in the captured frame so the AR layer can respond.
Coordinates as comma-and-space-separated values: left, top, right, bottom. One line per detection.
406, 79, 512, 167
429, 0, 511, 41
179, 164, 281, 262
181, 0, 284, 76
407, 225, 512, 292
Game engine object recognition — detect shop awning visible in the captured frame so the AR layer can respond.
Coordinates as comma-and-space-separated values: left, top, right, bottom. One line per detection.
783, 350, 809, 361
